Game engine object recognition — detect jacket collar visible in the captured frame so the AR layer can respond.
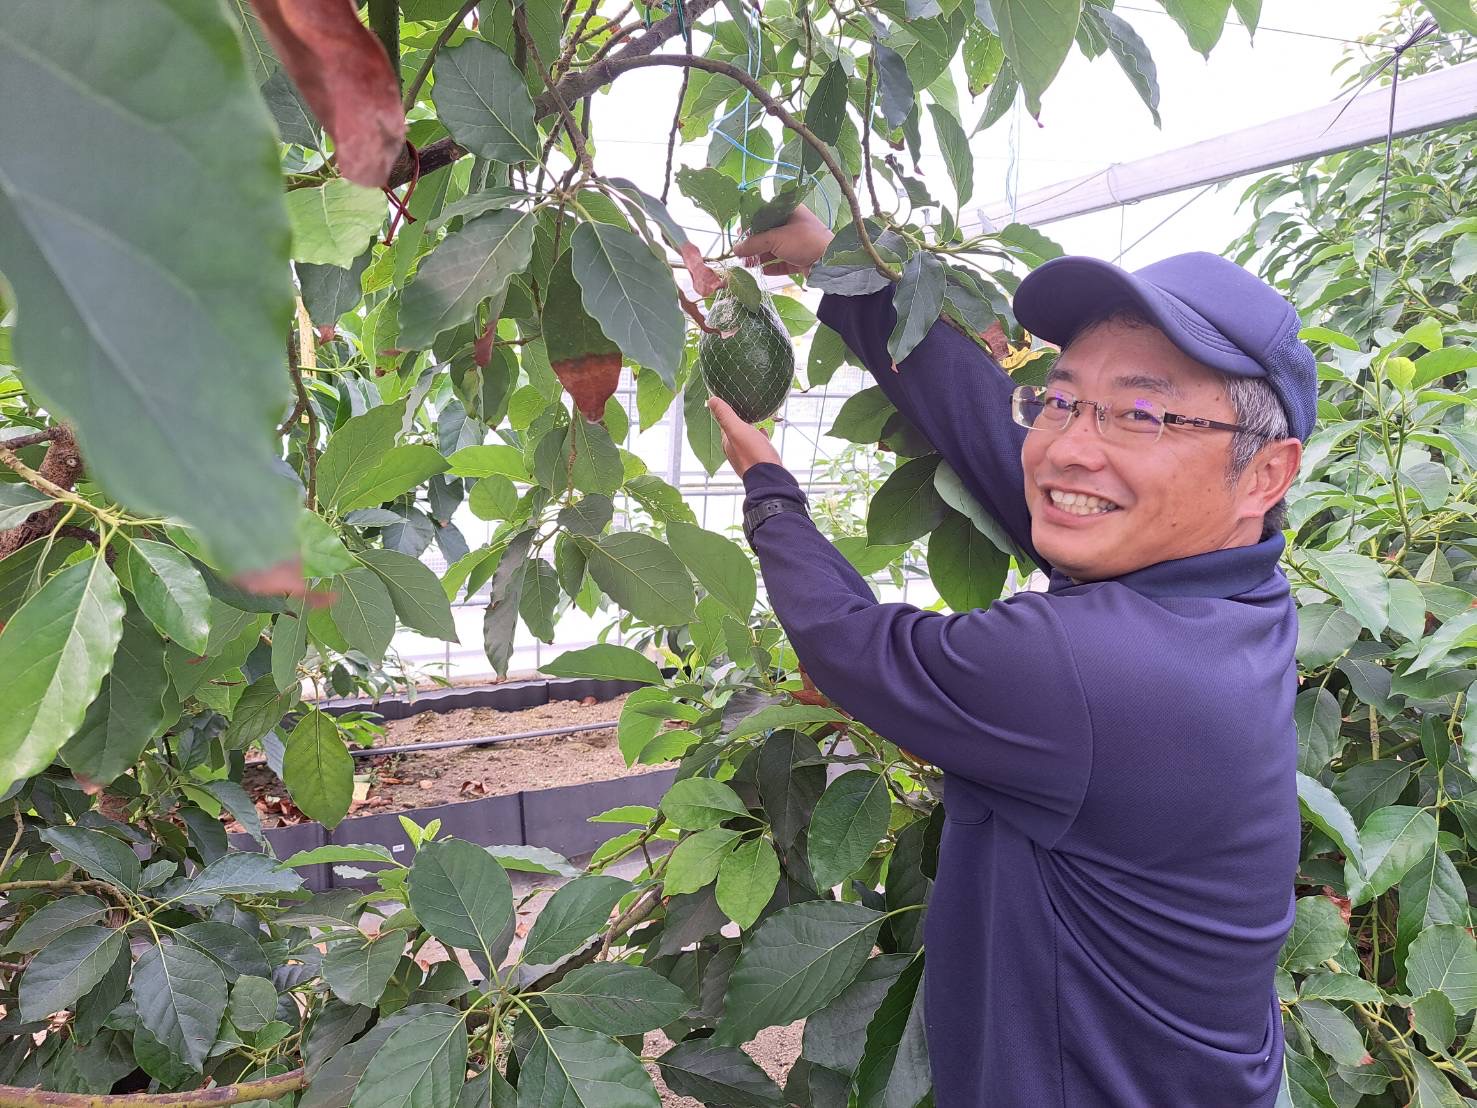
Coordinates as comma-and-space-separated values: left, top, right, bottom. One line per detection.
1047, 532, 1288, 601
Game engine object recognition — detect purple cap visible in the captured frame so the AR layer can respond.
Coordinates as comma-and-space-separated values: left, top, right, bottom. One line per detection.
1012, 252, 1317, 441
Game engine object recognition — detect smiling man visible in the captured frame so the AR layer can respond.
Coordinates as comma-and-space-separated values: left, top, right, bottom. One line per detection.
715, 206, 1313, 1106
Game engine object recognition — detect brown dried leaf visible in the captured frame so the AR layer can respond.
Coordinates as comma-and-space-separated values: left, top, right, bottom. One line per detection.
680, 242, 725, 298
553, 352, 622, 422
248, 0, 406, 187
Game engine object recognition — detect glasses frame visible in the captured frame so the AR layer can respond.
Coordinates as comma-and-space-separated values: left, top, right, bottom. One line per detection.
1010, 384, 1269, 444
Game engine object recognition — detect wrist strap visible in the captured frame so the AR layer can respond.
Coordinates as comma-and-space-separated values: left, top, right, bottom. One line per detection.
743, 497, 809, 545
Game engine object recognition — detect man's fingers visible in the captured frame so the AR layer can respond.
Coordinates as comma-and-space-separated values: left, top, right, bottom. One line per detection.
707, 396, 742, 431
732, 230, 776, 259
762, 262, 790, 276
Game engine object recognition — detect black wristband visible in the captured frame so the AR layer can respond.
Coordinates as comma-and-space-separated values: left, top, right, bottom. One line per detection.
743, 497, 809, 545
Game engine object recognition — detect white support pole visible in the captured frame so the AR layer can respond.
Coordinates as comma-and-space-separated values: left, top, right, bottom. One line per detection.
975, 60, 1477, 228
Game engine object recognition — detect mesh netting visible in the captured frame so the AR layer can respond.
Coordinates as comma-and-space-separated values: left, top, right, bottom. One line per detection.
700, 290, 796, 423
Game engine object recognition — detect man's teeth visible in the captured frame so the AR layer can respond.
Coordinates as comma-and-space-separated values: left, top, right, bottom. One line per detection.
1049, 490, 1120, 516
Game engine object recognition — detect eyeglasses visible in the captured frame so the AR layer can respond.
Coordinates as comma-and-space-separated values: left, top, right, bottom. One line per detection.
1010, 384, 1256, 445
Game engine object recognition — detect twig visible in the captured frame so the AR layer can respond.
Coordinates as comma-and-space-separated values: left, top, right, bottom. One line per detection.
661, 65, 691, 203
516, 11, 595, 177
863, 59, 881, 217
368, 0, 400, 91
598, 886, 663, 961
0, 876, 130, 908
679, 291, 723, 333
0, 428, 59, 451
602, 54, 899, 280
0, 444, 89, 514
0, 808, 23, 878
580, 21, 644, 67
0, 1069, 306, 1107
402, 0, 481, 111
287, 343, 319, 511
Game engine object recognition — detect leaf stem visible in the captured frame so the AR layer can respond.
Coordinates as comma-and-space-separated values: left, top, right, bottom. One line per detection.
402, 0, 481, 111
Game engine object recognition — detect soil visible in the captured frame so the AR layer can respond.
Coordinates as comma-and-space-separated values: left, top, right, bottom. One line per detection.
645, 1024, 804, 1106
242, 693, 679, 824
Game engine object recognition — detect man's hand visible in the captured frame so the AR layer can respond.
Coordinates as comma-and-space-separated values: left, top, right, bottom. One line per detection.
732, 205, 834, 277
708, 397, 782, 477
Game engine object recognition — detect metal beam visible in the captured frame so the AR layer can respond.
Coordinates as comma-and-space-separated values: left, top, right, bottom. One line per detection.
976, 60, 1477, 228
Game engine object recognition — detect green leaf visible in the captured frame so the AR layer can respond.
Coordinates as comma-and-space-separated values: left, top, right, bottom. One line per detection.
360, 548, 459, 642
485, 844, 581, 878
449, 444, 530, 481
408, 838, 513, 966
299, 512, 359, 578
568, 418, 623, 496
1408, 1041, 1467, 1107
1296, 998, 1365, 1066
807, 326, 850, 389
1277, 1040, 1337, 1108
887, 250, 946, 365
1420, 0, 1477, 34
543, 964, 691, 1036
581, 532, 695, 626
827, 387, 897, 443
1090, 7, 1161, 125
39, 826, 140, 890
351, 1006, 467, 1108
854, 955, 929, 1108
133, 941, 227, 1071
1412, 345, 1477, 390
1160, 0, 1232, 56
398, 208, 537, 350
1295, 603, 1359, 669
801, 954, 911, 1076
873, 43, 914, 128
325, 933, 404, 1008
1349, 805, 1438, 905
227, 975, 279, 1033
1297, 971, 1380, 1004
657, 1040, 784, 1107
715, 901, 884, 1045
571, 221, 685, 388
163, 853, 304, 905
520, 875, 632, 966
867, 455, 947, 545
667, 521, 757, 618
717, 835, 780, 930
664, 828, 742, 896
662, 778, 751, 829
927, 511, 1009, 612
1293, 687, 1342, 776
808, 771, 891, 890
0, 0, 299, 574
543, 642, 663, 684
432, 39, 539, 163
315, 401, 406, 509
299, 251, 372, 328
331, 567, 398, 660
284, 710, 355, 828
272, 610, 309, 692
926, 104, 973, 208
61, 603, 170, 786
676, 167, 744, 228
18, 925, 125, 1022
516, 1026, 660, 1107
0, 556, 125, 793
1396, 848, 1471, 969
1405, 923, 1477, 1015
1303, 550, 1389, 637
280, 844, 397, 868
973, 58, 1019, 134
222, 675, 293, 748
757, 729, 827, 848
1295, 773, 1362, 874
1279, 896, 1346, 973
1410, 988, 1456, 1053
993, 0, 1083, 114
2, 895, 108, 955
0, 483, 50, 528
517, 558, 561, 643
336, 445, 450, 514
729, 704, 848, 742
287, 180, 385, 267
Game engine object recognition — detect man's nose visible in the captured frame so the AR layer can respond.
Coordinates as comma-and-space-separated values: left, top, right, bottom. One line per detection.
1044, 405, 1108, 468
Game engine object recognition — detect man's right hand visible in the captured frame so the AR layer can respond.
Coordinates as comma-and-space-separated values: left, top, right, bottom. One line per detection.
732, 205, 834, 277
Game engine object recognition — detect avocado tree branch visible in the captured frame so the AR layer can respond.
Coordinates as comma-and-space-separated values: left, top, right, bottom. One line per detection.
0, 1069, 306, 1107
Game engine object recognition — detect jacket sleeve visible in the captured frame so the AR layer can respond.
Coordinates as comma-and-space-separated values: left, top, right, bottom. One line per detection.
743, 463, 1092, 847
817, 288, 1048, 573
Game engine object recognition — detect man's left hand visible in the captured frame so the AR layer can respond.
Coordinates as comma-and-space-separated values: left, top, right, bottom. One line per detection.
708, 397, 782, 477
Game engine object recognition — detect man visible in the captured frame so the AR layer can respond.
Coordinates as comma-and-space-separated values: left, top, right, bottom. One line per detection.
709, 205, 1312, 1106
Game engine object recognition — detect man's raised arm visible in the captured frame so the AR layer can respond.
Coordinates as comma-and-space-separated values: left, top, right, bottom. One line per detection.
734, 207, 1046, 573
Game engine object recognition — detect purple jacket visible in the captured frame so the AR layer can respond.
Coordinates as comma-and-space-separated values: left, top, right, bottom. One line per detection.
742, 287, 1299, 1106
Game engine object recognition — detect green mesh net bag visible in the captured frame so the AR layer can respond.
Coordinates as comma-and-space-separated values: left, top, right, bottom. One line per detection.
698, 278, 796, 424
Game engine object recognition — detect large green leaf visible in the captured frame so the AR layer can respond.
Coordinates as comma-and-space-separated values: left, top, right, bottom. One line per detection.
1277, 1041, 1337, 1108
570, 221, 685, 388
520, 875, 632, 966
408, 838, 513, 966
1294, 603, 1360, 669
398, 208, 537, 350
887, 250, 945, 365
1295, 773, 1362, 875
0, 0, 298, 573
993, 0, 1083, 114
284, 710, 354, 828
542, 642, 664, 684
854, 956, 930, 1108
828, 387, 897, 444
1405, 924, 1477, 1015
1407, 1048, 1466, 1108
1278, 896, 1346, 973
714, 902, 885, 1045
0, 483, 51, 528
581, 532, 695, 626
124, 539, 212, 653
324, 933, 404, 1008
133, 941, 227, 1071
286, 180, 385, 267
543, 963, 691, 1036
0, 556, 124, 793
517, 1026, 660, 1107
867, 455, 947, 545
1293, 687, 1341, 776
330, 567, 398, 660
808, 771, 892, 890
518, 558, 562, 643
661, 778, 751, 830
336, 446, 450, 515
802, 954, 913, 1075
664, 828, 742, 896
657, 1040, 784, 1107
2, 895, 108, 955
39, 826, 140, 889
1303, 550, 1388, 637
757, 729, 826, 848
483, 530, 532, 676
162, 853, 304, 905
1348, 805, 1438, 905
431, 39, 539, 164
359, 548, 458, 642
60, 602, 170, 786
1089, 6, 1161, 125
18, 925, 125, 1022
1396, 848, 1471, 968
351, 1005, 468, 1108
667, 522, 757, 618
316, 402, 405, 513
926, 511, 1009, 612
1161, 0, 1233, 56
716, 835, 781, 930
926, 103, 974, 208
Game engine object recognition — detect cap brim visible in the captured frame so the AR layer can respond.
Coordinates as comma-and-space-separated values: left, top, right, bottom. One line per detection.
1012, 256, 1263, 378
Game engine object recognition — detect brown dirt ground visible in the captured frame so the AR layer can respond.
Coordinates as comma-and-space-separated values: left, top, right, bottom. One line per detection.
243, 693, 683, 823
645, 1024, 804, 1105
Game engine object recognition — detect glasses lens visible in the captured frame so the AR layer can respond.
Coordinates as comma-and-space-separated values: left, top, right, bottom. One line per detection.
1111, 398, 1166, 437
1013, 386, 1072, 431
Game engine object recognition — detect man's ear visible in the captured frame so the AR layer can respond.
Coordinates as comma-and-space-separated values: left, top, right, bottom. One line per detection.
1238, 437, 1302, 520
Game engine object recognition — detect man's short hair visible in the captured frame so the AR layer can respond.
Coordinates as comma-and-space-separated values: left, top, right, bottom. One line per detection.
1063, 304, 1290, 540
